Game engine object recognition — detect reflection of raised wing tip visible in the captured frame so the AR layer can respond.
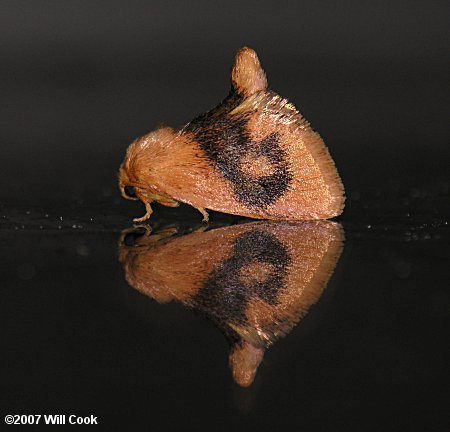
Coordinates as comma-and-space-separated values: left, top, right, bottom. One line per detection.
119, 220, 344, 387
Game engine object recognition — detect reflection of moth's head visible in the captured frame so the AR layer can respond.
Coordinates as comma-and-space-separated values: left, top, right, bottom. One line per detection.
119, 221, 344, 387
118, 226, 179, 303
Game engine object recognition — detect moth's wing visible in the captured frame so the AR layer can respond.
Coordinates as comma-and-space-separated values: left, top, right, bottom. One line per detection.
150, 47, 344, 220
229, 47, 344, 219
229, 92, 345, 219
157, 93, 343, 219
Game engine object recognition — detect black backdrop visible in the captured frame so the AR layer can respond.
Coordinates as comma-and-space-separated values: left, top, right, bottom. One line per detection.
1, 2, 449, 431
1, 0, 449, 215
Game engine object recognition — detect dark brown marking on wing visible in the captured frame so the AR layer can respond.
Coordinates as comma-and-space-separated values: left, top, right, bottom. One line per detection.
183, 90, 293, 209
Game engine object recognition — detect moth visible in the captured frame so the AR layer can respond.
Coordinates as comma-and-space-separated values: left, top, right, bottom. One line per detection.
119, 47, 345, 222
119, 221, 344, 387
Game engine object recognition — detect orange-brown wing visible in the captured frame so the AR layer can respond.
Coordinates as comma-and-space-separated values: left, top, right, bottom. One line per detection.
149, 47, 344, 220
150, 94, 344, 219
229, 92, 345, 219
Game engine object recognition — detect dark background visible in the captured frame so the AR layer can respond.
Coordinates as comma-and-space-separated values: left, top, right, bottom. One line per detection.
1, 1, 449, 431
1, 0, 449, 213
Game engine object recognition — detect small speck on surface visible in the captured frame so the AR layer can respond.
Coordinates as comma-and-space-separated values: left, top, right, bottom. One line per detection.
76, 244, 90, 257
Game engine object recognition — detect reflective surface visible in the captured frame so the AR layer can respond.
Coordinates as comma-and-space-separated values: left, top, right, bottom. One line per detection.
1, 204, 449, 430
119, 221, 344, 386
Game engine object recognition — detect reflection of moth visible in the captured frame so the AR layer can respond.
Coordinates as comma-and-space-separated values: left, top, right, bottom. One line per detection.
119, 47, 345, 222
119, 221, 344, 387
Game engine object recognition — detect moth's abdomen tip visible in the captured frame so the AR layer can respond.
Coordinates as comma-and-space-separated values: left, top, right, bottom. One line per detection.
236, 46, 259, 61
232, 46, 267, 96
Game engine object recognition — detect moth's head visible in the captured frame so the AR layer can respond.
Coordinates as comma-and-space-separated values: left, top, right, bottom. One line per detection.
119, 127, 176, 201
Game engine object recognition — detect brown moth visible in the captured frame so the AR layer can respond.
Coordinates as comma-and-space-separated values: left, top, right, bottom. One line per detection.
119, 221, 344, 387
119, 47, 345, 222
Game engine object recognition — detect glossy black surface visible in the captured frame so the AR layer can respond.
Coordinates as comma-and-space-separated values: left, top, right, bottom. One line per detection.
1, 1, 449, 430
2, 205, 449, 430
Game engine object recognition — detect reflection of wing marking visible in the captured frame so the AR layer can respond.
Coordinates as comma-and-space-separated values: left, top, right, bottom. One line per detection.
119, 220, 344, 387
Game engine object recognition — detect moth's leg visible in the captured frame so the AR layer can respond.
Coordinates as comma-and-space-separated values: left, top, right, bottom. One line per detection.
192, 225, 208, 233
195, 207, 209, 223
152, 227, 178, 240
136, 226, 177, 242
129, 224, 153, 236
133, 201, 153, 223
157, 197, 180, 208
